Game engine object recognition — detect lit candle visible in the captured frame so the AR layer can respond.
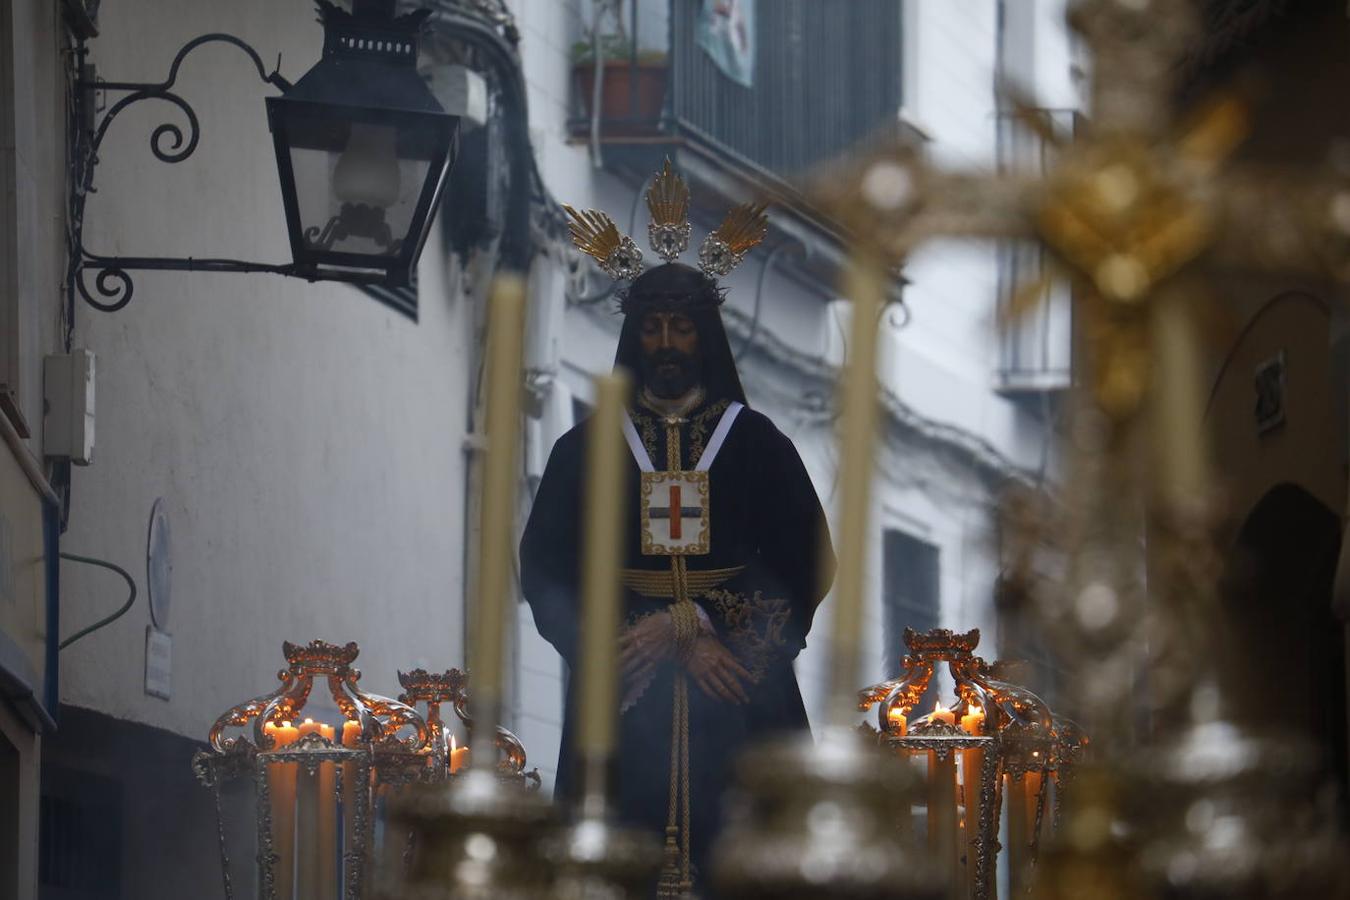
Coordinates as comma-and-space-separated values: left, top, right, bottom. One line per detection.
317, 723, 338, 899
449, 734, 471, 775
928, 701, 956, 727
296, 719, 322, 897
578, 372, 629, 768
960, 704, 985, 736
265, 720, 299, 900
470, 274, 527, 764
1006, 772, 1030, 894
887, 705, 908, 736
928, 747, 959, 892
827, 257, 885, 721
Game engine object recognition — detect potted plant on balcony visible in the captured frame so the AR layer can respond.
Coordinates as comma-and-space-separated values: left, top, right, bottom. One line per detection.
572, 27, 668, 127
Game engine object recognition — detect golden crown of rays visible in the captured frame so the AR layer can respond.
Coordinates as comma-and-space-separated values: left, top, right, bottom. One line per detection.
565, 158, 769, 282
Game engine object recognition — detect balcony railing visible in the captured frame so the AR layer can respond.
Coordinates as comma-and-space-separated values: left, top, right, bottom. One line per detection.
994, 108, 1079, 396
571, 0, 905, 185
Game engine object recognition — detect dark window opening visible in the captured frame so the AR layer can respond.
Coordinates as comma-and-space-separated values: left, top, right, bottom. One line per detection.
881, 528, 940, 678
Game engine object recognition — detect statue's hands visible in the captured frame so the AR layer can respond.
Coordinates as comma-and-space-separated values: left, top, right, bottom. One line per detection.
619, 612, 675, 690
685, 635, 752, 705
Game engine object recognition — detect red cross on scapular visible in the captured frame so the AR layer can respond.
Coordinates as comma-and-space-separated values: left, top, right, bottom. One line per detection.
650, 484, 702, 539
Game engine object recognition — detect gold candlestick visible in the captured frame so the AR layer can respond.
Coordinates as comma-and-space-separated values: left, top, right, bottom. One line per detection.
379, 274, 553, 899
546, 370, 662, 898
471, 273, 527, 763
713, 250, 938, 898
828, 255, 885, 721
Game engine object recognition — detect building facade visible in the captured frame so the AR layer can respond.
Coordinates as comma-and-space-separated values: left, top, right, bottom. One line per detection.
506, 0, 1078, 786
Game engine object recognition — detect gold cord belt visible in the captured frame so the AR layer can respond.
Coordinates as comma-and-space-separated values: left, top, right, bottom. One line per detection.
619, 565, 744, 599
657, 556, 699, 898
656, 420, 700, 899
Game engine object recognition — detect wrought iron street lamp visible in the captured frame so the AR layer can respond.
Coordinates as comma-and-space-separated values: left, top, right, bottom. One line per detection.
67, 0, 459, 318
266, 0, 457, 287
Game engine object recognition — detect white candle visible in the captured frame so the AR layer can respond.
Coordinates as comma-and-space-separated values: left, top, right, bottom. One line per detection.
296, 719, 322, 897
265, 720, 298, 900
928, 749, 959, 893
471, 275, 527, 762
1150, 296, 1210, 511
827, 257, 885, 721
449, 734, 470, 774
318, 723, 337, 899
928, 701, 956, 727
1007, 772, 1030, 894
578, 372, 629, 762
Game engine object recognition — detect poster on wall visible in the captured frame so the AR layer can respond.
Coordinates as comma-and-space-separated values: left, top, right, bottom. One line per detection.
697, 0, 755, 88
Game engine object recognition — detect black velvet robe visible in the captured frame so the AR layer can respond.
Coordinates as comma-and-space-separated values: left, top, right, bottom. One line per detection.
519, 394, 835, 887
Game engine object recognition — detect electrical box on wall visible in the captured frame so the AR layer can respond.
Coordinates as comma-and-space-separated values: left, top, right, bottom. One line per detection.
44, 350, 96, 465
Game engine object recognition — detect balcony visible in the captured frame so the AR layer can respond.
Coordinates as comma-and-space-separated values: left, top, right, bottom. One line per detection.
569, 0, 908, 192
994, 108, 1079, 398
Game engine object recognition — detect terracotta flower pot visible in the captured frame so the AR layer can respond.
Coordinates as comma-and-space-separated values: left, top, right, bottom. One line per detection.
573, 59, 668, 124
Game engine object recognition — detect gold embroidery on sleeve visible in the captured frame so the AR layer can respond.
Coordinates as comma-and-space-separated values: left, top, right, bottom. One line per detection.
703, 588, 791, 683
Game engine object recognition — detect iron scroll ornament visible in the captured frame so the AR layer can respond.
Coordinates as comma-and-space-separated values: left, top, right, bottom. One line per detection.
67, 33, 304, 313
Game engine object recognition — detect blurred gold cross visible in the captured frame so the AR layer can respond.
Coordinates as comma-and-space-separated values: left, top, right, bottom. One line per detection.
814, 0, 1348, 426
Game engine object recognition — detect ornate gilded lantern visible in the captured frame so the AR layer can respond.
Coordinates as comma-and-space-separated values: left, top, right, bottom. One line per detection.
193, 640, 431, 900
395, 668, 541, 789
372, 669, 552, 899
858, 628, 1085, 899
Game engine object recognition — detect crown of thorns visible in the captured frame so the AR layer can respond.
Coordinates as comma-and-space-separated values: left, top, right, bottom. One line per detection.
563, 159, 769, 284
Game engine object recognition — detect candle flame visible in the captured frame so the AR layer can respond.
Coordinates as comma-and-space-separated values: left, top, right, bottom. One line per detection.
933, 701, 947, 714
450, 734, 458, 751
280, 721, 291, 728
968, 704, 983, 716
304, 717, 314, 725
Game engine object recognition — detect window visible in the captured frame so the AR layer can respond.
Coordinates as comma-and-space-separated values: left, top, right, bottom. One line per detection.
571, 396, 592, 429
39, 766, 122, 899
881, 528, 940, 677
993, 0, 1075, 397
993, 110, 1076, 397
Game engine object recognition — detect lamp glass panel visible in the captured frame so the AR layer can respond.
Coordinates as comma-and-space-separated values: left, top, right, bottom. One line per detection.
287, 118, 433, 261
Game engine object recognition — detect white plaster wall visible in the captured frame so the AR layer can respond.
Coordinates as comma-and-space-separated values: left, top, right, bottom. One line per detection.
58, 0, 474, 745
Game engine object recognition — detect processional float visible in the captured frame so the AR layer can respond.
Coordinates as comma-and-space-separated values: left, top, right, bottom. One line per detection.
759, 0, 1348, 895
197, 0, 1350, 895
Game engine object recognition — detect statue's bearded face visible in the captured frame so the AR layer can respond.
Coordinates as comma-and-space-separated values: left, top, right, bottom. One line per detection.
638, 311, 702, 398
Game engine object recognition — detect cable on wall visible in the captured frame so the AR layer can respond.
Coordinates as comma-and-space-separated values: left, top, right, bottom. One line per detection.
58, 552, 137, 650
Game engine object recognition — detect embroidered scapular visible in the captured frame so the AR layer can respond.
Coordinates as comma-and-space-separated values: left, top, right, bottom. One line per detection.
622, 402, 743, 557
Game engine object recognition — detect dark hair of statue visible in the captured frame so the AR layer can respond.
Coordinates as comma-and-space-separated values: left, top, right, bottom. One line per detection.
612, 263, 748, 406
